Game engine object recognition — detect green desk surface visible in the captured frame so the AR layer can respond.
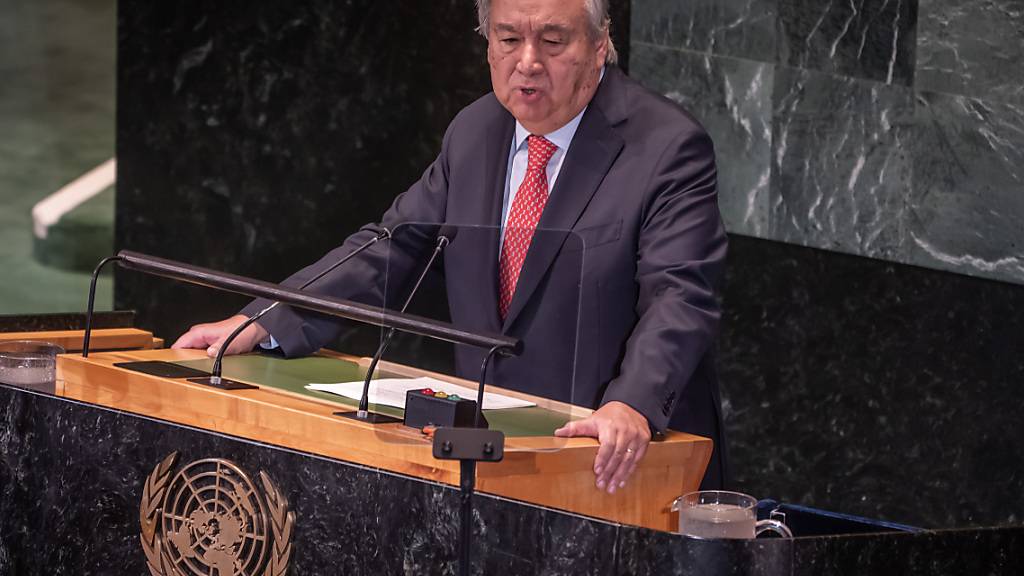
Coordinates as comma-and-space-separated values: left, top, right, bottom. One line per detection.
173, 354, 573, 437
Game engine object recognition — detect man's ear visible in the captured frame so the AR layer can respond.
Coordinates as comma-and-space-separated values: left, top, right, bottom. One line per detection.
594, 30, 609, 64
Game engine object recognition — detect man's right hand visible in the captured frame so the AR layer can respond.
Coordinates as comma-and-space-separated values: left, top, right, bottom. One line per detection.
171, 315, 270, 358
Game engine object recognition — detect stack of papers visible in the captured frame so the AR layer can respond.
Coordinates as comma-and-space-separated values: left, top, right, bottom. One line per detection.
307, 376, 536, 410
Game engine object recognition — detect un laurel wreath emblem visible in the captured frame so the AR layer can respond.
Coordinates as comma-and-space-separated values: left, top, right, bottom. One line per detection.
140, 452, 294, 576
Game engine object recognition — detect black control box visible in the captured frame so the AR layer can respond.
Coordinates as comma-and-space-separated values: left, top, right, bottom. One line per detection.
403, 388, 488, 429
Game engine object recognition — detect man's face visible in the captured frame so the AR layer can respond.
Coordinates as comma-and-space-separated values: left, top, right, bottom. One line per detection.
487, 0, 607, 135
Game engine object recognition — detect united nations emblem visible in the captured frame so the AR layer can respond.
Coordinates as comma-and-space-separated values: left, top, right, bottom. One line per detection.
140, 452, 294, 576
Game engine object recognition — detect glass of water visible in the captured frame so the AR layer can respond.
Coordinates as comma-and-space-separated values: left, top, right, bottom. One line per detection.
0, 340, 66, 393
671, 490, 792, 539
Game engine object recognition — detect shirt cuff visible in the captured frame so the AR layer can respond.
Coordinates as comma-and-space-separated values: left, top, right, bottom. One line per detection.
259, 334, 280, 350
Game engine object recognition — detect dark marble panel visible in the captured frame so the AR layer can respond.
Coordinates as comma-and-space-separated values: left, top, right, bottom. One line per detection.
907, 92, 1024, 285
0, 383, 627, 575
0, 386, 418, 574
631, 44, 773, 236
0, 310, 134, 332
777, 0, 918, 85
631, 0, 776, 63
618, 524, 1024, 576
916, 0, 1024, 104
609, 0, 632, 72
115, 0, 491, 360
769, 66, 914, 260
719, 234, 1024, 529
476, 499, 620, 575
616, 528, 792, 576
4, 380, 1024, 574
791, 527, 1024, 576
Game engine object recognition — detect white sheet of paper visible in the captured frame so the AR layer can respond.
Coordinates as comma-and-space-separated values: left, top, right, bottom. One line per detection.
306, 377, 535, 410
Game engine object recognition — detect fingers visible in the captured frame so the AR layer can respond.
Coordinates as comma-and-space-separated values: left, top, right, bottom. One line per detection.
550, 404, 654, 494
608, 436, 648, 492
170, 315, 264, 357
592, 402, 654, 494
553, 418, 598, 438
169, 334, 192, 349
171, 324, 218, 350
593, 422, 618, 488
206, 331, 231, 357
207, 323, 262, 357
602, 425, 649, 494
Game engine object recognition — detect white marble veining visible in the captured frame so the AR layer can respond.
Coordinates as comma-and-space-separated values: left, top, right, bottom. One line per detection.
631, 44, 774, 237
633, 0, 1024, 285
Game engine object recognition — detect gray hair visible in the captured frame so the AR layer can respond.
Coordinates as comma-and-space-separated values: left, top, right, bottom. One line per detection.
474, 0, 619, 65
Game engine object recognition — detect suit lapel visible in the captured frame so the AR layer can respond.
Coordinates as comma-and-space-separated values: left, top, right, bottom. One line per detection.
465, 110, 514, 333
501, 85, 626, 330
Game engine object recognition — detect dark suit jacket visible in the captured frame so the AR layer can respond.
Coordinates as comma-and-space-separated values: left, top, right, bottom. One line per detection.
242, 66, 729, 488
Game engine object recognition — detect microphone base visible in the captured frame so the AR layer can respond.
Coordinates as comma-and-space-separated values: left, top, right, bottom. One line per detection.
186, 376, 258, 391
114, 361, 210, 379
334, 410, 402, 424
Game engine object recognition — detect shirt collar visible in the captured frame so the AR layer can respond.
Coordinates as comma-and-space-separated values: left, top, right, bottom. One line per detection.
512, 67, 605, 152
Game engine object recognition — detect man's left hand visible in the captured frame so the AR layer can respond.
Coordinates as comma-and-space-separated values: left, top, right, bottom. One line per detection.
553, 401, 652, 494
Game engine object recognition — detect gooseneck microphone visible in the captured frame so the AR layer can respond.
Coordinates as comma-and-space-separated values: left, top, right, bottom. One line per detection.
194, 227, 392, 390
336, 225, 459, 424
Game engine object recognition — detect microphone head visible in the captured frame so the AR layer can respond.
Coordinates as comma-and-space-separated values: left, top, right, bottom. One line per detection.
437, 225, 459, 243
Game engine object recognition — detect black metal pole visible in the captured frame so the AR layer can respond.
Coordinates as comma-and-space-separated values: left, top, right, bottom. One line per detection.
209, 229, 389, 382
433, 428, 504, 576
475, 345, 504, 428
459, 459, 476, 576
358, 237, 447, 414
208, 301, 278, 384
82, 255, 123, 357
115, 250, 519, 354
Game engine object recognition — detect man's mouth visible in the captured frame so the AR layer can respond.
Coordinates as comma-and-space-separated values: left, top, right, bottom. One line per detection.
521, 88, 538, 95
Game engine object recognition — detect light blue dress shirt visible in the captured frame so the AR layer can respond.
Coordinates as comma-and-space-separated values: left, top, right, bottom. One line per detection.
500, 108, 587, 231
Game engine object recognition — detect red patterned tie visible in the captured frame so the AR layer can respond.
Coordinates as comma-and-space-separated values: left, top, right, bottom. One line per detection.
499, 135, 559, 320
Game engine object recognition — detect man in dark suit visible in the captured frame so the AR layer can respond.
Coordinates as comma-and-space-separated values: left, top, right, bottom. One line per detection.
174, 0, 728, 491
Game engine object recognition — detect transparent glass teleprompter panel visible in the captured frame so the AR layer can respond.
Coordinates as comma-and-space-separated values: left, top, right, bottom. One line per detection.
363, 221, 593, 455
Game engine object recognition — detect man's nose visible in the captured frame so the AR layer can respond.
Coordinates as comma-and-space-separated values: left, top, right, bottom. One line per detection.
515, 41, 543, 76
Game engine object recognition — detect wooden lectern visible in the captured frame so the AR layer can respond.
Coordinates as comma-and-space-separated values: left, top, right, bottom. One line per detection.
57, 345, 711, 532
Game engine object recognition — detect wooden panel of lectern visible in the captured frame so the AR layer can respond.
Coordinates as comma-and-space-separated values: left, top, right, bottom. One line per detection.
55, 334, 711, 532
